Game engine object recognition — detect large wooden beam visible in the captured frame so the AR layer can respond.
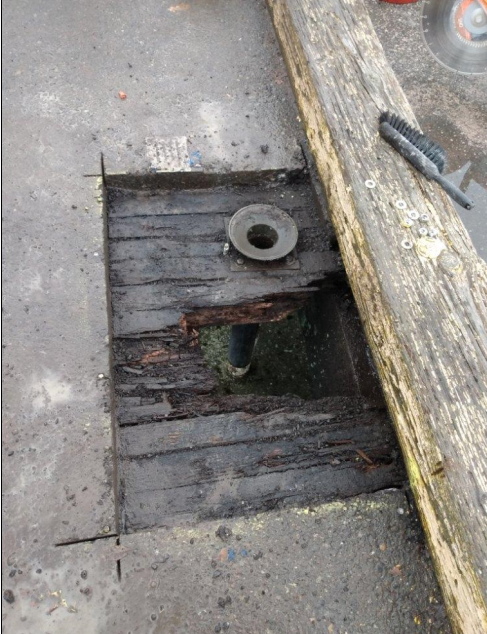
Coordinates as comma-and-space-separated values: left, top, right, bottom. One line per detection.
265, 1, 487, 632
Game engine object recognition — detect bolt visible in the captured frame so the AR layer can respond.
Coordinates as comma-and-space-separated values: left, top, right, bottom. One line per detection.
439, 251, 462, 275
236, 258, 244, 266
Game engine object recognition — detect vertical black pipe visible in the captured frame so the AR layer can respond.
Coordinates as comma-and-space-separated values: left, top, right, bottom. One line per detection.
228, 323, 260, 371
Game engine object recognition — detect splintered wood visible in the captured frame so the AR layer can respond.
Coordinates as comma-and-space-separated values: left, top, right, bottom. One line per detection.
107, 177, 404, 533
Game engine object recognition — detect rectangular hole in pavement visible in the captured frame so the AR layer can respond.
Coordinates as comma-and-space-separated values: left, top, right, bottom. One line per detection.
105, 170, 403, 533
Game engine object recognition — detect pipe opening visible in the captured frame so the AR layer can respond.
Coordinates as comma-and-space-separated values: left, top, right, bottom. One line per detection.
247, 224, 279, 250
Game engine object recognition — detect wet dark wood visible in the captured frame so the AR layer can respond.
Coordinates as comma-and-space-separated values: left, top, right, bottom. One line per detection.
121, 406, 389, 457
120, 404, 404, 531
108, 177, 400, 540
265, 1, 487, 631
108, 181, 342, 337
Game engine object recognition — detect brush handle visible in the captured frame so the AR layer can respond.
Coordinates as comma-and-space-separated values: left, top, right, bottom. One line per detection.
379, 122, 474, 210
432, 174, 474, 211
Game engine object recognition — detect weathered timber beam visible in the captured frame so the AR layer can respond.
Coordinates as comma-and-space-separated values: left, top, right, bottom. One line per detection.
265, 1, 487, 632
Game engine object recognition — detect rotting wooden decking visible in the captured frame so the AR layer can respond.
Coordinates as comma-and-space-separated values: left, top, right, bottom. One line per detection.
107, 176, 405, 533
264, 1, 487, 632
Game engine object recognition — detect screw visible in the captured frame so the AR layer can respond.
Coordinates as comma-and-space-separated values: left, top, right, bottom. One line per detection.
401, 239, 414, 250
395, 200, 407, 210
420, 214, 429, 223
408, 210, 420, 220
428, 227, 439, 237
365, 180, 376, 189
236, 258, 245, 266
418, 227, 428, 236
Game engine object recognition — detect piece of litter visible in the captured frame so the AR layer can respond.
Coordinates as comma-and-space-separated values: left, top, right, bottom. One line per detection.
169, 3, 190, 11
188, 150, 202, 168
356, 448, 374, 465
215, 525, 232, 541
118, 91, 127, 100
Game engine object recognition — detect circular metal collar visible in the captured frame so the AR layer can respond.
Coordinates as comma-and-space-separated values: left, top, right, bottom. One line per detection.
228, 204, 298, 262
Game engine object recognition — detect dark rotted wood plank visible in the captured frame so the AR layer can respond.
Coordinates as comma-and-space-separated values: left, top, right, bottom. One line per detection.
111, 262, 340, 336
123, 459, 403, 531
116, 391, 368, 427
107, 181, 332, 224
116, 376, 215, 395
109, 227, 329, 265
109, 247, 340, 288
121, 407, 403, 531
109, 207, 322, 239
111, 280, 315, 312
109, 213, 226, 239
120, 406, 389, 458
113, 330, 219, 416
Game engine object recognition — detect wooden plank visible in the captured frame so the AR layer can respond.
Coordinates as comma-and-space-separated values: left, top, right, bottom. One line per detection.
109, 227, 327, 262
113, 333, 219, 414
116, 367, 368, 424
117, 398, 172, 425
108, 205, 323, 238
109, 251, 340, 288
107, 182, 321, 219
123, 458, 403, 532
110, 239, 224, 262
111, 289, 316, 337
111, 280, 314, 312
120, 406, 389, 458
121, 407, 404, 531
265, 1, 487, 631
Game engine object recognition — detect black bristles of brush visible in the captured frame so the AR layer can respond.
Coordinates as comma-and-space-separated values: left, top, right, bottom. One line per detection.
379, 112, 447, 174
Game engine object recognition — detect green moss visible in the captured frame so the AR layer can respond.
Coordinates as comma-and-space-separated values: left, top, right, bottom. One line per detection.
199, 311, 314, 399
